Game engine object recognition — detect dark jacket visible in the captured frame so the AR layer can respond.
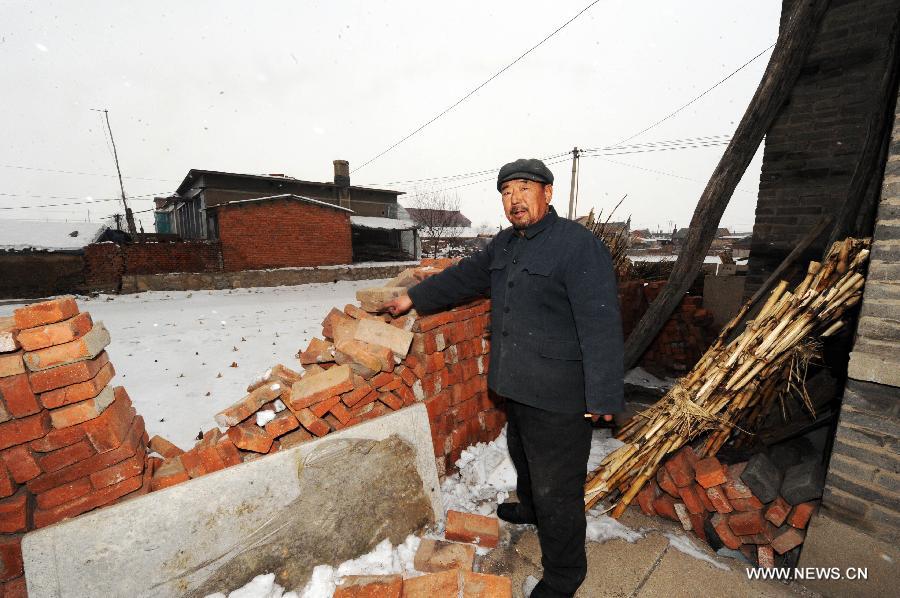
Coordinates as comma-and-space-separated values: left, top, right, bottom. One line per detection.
408, 206, 624, 414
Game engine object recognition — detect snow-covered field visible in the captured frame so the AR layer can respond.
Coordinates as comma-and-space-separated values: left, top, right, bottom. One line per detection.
5, 280, 388, 449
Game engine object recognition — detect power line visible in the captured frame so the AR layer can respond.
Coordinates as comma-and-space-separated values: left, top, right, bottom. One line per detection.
0, 163, 176, 183
611, 42, 775, 147
0, 192, 164, 211
351, 0, 605, 174
594, 156, 757, 195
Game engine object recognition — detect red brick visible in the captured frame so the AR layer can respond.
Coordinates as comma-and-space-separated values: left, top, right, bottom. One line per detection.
425, 392, 452, 419
350, 388, 379, 412
677, 484, 705, 515
27, 351, 110, 393
39, 362, 115, 409
727, 510, 766, 536
765, 496, 791, 527
415, 311, 457, 333
311, 395, 342, 418
322, 307, 353, 339
402, 569, 460, 597
17, 311, 93, 352
695, 483, 716, 512
91, 454, 145, 489
264, 410, 300, 438
35, 477, 93, 509
377, 378, 403, 392
0, 351, 25, 378
80, 387, 136, 452
379, 391, 403, 411
279, 428, 313, 450
757, 545, 775, 568
1, 575, 27, 598
445, 510, 498, 547
212, 437, 240, 467
396, 365, 417, 386
300, 337, 336, 365
704, 486, 734, 514
451, 397, 479, 423
215, 381, 285, 427
0, 445, 41, 483
149, 434, 184, 459
771, 527, 806, 554
730, 496, 764, 511
14, 297, 79, 329
694, 456, 727, 488
462, 570, 512, 597
26, 415, 144, 494
652, 493, 678, 520
0, 489, 28, 533
0, 375, 40, 418
32, 471, 143, 528
37, 439, 96, 473
656, 467, 679, 497
49, 385, 116, 428
370, 372, 394, 388
787, 501, 817, 529
150, 456, 190, 491
289, 364, 354, 411
333, 574, 403, 597
226, 423, 273, 454
329, 401, 352, 424
295, 408, 331, 437
689, 512, 708, 542
722, 462, 754, 499
0, 534, 23, 581
664, 447, 696, 487
636, 479, 661, 516
23, 322, 110, 371
0, 410, 51, 450
710, 513, 741, 550
341, 381, 374, 408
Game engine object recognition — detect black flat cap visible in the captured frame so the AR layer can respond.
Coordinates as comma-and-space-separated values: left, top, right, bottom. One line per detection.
497, 158, 554, 191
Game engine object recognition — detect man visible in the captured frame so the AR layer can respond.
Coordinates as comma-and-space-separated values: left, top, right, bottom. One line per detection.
383, 158, 623, 597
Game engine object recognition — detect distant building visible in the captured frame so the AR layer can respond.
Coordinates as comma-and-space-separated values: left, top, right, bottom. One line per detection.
404, 208, 472, 229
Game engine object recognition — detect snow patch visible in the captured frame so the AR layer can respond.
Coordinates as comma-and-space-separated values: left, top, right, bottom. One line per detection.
204, 572, 299, 598
585, 512, 644, 543
255, 410, 276, 426
664, 532, 730, 571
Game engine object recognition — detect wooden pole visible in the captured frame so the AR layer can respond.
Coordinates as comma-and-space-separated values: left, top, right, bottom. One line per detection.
567, 147, 579, 220
623, 0, 832, 369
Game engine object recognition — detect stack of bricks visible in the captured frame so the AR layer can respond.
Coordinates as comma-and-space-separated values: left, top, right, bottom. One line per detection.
636, 445, 825, 568
0, 298, 150, 596
149, 259, 505, 491
334, 509, 509, 597
617, 280, 716, 375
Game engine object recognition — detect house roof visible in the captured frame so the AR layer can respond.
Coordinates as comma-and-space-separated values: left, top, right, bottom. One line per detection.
206, 194, 354, 213
0, 220, 109, 252
175, 169, 403, 196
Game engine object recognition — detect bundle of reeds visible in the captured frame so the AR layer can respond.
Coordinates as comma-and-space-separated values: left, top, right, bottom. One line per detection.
584, 203, 631, 276
585, 238, 870, 516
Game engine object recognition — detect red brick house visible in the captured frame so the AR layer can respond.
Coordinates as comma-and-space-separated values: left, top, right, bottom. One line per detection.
206, 194, 353, 271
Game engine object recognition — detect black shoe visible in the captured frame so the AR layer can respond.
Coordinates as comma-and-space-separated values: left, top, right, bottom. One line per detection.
497, 502, 537, 525
530, 580, 574, 598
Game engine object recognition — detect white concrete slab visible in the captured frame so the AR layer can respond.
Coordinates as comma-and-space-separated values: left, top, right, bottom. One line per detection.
22, 403, 441, 598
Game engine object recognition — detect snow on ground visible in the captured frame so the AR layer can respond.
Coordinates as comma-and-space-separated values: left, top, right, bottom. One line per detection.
624, 367, 675, 392
22, 279, 390, 449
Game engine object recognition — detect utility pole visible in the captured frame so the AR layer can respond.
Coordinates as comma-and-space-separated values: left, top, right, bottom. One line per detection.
566, 146, 580, 220
92, 108, 137, 235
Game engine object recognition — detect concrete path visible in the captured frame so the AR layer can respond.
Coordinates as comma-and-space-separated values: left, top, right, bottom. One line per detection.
480, 508, 820, 598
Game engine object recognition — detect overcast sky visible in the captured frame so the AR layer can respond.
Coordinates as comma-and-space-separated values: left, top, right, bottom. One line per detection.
2, 0, 781, 233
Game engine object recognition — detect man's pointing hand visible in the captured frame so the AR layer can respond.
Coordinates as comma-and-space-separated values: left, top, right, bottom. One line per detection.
382, 294, 413, 317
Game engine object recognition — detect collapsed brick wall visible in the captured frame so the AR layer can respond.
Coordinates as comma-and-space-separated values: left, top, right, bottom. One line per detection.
149, 258, 502, 491
0, 252, 86, 300
216, 199, 353, 271
638, 446, 823, 569
0, 299, 152, 595
83, 241, 223, 292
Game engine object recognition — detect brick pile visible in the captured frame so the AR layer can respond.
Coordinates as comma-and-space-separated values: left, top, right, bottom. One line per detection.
334, 509, 509, 597
149, 258, 505, 491
617, 280, 716, 374
636, 445, 825, 568
0, 298, 151, 596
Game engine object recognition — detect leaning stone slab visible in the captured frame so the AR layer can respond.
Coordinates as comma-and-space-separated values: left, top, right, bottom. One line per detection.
22, 403, 441, 598
354, 318, 414, 358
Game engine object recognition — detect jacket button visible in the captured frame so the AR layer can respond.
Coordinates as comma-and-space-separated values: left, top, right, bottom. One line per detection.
508, 281, 514, 288
512, 258, 518, 264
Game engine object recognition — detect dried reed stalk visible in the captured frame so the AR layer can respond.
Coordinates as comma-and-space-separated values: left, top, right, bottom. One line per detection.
585, 238, 870, 516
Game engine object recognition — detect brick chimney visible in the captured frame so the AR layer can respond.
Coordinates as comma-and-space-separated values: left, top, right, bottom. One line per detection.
333, 159, 351, 208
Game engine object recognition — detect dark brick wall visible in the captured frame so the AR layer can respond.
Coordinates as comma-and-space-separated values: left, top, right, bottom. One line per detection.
745, 0, 900, 297
0, 252, 85, 299
83, 241, 223, 292
217, 198, 352, 271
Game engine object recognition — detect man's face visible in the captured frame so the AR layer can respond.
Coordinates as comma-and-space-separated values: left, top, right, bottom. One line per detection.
500, 179, 553, 229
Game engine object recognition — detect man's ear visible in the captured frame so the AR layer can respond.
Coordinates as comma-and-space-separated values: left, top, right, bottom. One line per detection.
544, 184, 553, 203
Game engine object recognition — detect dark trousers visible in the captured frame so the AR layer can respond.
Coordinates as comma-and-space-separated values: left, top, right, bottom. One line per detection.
506, 400, 593, 597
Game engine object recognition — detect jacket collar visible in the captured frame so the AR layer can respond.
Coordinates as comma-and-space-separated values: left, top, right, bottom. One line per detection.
519, 205, 558, 240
